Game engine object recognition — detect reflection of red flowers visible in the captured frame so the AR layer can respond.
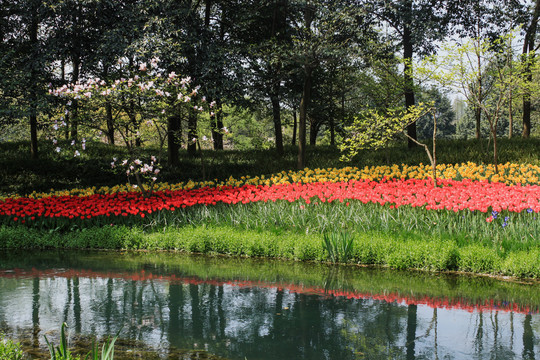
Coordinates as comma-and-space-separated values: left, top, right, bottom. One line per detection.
1, 179, 539, 225
0, 267, 536, 315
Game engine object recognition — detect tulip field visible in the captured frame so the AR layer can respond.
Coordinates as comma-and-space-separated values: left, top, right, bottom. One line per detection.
2, 161, 540, 278
1, 177, 540, 226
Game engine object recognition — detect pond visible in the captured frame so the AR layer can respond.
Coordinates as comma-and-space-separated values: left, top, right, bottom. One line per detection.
0, 250, 539, 359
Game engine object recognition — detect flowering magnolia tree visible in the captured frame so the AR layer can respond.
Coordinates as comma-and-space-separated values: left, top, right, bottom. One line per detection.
49, 57, 229, 192
111, 156, 160, 195
50, 57, 210, 153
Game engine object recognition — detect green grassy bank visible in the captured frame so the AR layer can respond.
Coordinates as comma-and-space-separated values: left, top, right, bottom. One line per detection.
2, 223, 539, 278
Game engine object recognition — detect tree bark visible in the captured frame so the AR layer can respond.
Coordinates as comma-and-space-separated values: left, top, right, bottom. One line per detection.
406, 304, 417, 360
168, 113, 181, 166
106, 102, 115, 144
403, 2, 417, 148
475, 106, 482, 139
61, 59, 70, 140
297, 4, 314, 169
187, 110, 197, 155
29, 2, 39, 159
70, 56, 80, 140
211, 108, 224, 150
508, 89, 513, 139
329, 73, 335, 146
309, 118, 318, 146
292, 110, 297, 145
103, 66, 115, 144
475, 38, 483, 140
522, 0, 540, 138
271, 92, 284, 155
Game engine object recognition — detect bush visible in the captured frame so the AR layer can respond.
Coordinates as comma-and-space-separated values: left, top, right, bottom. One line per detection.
458, 245, 502, 274
501, 250, 540, 278
0, 333, 24, 360
2, 224, 540, 278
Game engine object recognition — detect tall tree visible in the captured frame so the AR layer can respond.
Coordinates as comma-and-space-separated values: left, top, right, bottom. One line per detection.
521, 0, 540, 137
0, 0, 50, 159
228, 0, 294, 156
360, 0, 452, 148
293, 0, 374, 167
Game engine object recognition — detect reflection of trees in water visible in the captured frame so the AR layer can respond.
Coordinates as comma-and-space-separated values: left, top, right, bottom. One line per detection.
1, 275, 539, 360
32, 277, 39, 349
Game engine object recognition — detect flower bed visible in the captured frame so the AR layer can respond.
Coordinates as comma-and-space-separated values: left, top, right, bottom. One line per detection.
1, 178, 539, 228
10, 162, 540, 200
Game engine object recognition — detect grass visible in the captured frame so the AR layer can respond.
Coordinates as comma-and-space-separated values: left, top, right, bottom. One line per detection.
1, 220, 539, 277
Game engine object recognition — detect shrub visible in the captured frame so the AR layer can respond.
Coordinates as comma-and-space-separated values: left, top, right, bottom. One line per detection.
0, 333, 24, 360
501, 250, 540, 278
458, 245, 502, 274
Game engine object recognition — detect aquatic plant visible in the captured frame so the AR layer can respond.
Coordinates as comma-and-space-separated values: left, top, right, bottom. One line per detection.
44, 323, 76, 360
322, 230, 354, 263
44, 323, 117, 360
88, 335, 117, 360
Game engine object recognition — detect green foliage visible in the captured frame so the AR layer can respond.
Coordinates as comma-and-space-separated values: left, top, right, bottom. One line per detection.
0, 333, 24, 360
457, 245, 502, 274
501, 250, 540, 278
44, 323, 117, 360
416, 87, 456, 139
2, 222, 540, 277
322, 230, 354, 263
45, 323, 78, 360
88, 335, 117, 360
223, 105, 275, 150
340, 103, 433, 161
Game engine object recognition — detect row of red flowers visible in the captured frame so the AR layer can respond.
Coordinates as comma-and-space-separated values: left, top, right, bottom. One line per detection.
1, 267, 536, 314
1, 178, 539, 223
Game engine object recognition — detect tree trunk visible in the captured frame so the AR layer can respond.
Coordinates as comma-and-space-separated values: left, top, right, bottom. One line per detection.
329, 74, 335, 146
61, 59, 70, 140
475, 106, 481, 139
309, 119, 318, 146
403, 2, 417, 148
106, 102, 115, 144
297, 4, 314, 170
187, 110, 197, 155
70, 56, 80, 140
292, 110, 297, 145
508, 90, 513, 139
168, 113, 181, 166
29, 3, 39, 159
406, 304, 417, 360
29, 103, 38, 159
211, 103, 224, 150
205, 0, 211, 27
330, 114, 335, 146
522, 0, 540, 138
103, 66, 115, 144
271, 93, 284, 155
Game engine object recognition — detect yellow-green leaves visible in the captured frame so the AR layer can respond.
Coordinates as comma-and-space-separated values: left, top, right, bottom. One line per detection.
340, 103, 433, 162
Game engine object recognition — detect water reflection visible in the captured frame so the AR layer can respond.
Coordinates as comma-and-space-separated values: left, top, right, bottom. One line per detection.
0, 250, 539, 359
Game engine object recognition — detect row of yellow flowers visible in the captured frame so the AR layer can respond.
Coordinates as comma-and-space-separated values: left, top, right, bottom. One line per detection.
11, 162, 540, 200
